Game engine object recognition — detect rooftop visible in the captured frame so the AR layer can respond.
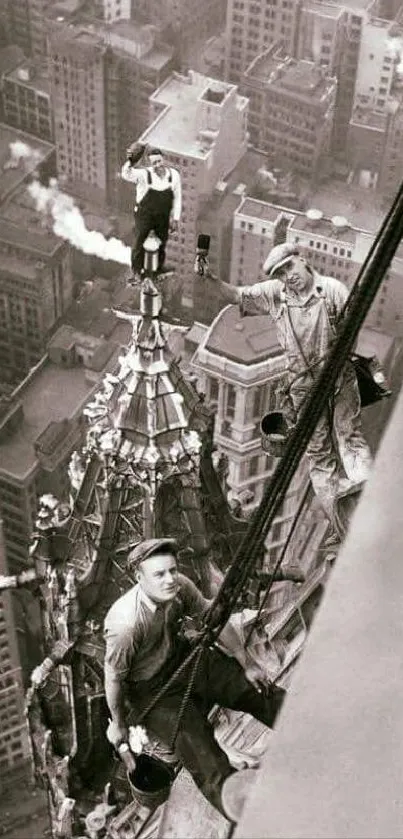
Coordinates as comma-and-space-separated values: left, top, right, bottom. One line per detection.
5, 60, 51, 95
245, 49, 336, 101
139, 71, 238, 158
205, 305, 283, 366
289, 212, 359, 244
97, 19, 174, 70
0, 360, 96, 479
302, 1, 344, 18
0, 123, 54, 206
237, 197, 283, 223
350, 107, 388, 130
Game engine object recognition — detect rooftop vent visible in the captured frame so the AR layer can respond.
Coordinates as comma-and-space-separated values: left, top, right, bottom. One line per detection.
16, 66, 31, 82
306, 208, 324, 225
331, 215, 349, 232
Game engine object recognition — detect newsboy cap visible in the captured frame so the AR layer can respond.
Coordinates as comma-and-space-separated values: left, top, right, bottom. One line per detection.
127, 537, 177, 569
263, 243, 300, 277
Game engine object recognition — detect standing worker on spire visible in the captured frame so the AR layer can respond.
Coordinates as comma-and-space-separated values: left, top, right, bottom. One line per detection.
121, 145, 182, 280
202, 243, 372, 539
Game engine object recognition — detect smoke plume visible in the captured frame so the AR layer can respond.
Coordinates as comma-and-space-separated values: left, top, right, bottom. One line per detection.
28, 179, 131, 265
5, 140, 42, 170
10, 141, 131, 266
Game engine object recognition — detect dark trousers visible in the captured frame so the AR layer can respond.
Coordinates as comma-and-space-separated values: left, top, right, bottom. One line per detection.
131, 207, 170, 273
130, 646, 285, 815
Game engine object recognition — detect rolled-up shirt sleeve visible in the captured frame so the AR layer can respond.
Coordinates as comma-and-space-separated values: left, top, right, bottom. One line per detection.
104, 625, 138, 681
239, 279, 282, 318
179, 574, 211, 618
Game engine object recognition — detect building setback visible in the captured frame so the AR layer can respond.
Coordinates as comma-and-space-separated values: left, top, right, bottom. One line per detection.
224, 0, 302, 84
242, 45, 337, 180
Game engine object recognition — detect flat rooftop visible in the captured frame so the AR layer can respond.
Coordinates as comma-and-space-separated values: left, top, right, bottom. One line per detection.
0, 123, 54, 205
246, 52, 335, 100
0, 360, 96, 479
289, 213, 358, 244
5, 61, 51, 96
350, 107, 388, 130
302, 1, 344, 18
205, 305, 283, 366
97, 19, 174, 70
237, 197, 282, 223
139, 71, 237, 158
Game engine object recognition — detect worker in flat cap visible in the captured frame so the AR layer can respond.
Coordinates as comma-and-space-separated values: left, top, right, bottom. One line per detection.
204, 242, 372, 536
121, 145, 181, 280
104, 537, 285, 817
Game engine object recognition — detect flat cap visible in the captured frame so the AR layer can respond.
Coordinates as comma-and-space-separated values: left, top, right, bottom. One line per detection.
127, 537, 177, 569
263, 243, 300, 277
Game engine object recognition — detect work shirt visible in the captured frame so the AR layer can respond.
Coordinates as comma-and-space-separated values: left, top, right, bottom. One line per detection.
238, 272, 349, 386
121, 161, 182, 221
103, 574, 209, 686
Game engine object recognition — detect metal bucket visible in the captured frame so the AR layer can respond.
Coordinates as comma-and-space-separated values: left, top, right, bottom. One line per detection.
127, 753, 174, 809
261, 411, 290, 458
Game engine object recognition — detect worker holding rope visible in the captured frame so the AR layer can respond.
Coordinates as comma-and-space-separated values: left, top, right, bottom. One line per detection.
104, 538, 285, 818
203, 243, 372, 537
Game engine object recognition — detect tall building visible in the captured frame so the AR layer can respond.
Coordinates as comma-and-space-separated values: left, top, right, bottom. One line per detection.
138, 70, 248, 310
6, 0, 49, 60
296, 1, 346, 75
242, 45, 337, 180
0, 520, 31, 790
330, 5, 366, 155
2, 59, 53, 142
346, 104, 387, 180
228, 196, 403, 337
191, 305, 311, 567
196, 148, 268, 322
224, 0, 302, 84
0, 125, 73, 385
353, 15, 395, 110
378, 91, 403, 200
47, 19, 175, 208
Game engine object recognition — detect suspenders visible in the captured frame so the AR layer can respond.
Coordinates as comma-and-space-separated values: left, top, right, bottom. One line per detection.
134, 169, 173, 213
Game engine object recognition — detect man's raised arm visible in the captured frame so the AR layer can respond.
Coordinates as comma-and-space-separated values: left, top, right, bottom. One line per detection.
121, 143, 146, 183
204, 271, 242, 305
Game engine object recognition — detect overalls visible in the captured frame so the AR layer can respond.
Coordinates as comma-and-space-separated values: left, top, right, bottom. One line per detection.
280, 290, 372, 508
131, 168, 174, 273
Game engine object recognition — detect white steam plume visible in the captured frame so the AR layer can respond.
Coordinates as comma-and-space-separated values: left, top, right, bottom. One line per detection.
5, 140, 42, 170
28, 179, 131, 265
10, 142, 131, 266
